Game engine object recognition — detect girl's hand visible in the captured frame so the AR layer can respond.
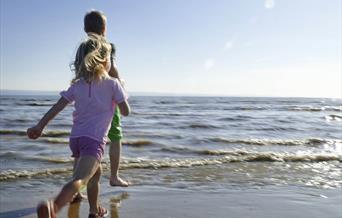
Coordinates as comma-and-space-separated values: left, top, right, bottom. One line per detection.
27, 126, 43, 139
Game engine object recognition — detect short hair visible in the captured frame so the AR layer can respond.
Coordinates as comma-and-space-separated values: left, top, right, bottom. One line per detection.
84, 10, 106, 35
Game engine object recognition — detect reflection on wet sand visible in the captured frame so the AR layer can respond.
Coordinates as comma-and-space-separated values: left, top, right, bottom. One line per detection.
110, 192, 130, 218
68, 201, 80, 218
66, 192, 129, 218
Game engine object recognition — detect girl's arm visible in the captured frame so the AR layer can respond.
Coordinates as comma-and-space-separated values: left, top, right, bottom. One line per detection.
27, 97, 69, 139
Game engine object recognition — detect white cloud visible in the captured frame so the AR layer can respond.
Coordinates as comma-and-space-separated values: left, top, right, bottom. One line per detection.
264, 0, 275, 9
224, 40, 234, 50
204, 59, 215, 70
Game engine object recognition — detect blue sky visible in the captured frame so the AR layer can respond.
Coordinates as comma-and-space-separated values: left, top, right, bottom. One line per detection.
1, 0, 341, 97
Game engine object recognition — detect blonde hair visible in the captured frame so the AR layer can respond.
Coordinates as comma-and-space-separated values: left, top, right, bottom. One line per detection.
72, 33, 111, 84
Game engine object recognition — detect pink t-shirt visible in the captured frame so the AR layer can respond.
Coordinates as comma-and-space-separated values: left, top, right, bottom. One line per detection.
60, 78, 127, 143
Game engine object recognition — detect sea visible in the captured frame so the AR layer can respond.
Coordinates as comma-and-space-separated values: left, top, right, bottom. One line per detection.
0, 95, 341, 191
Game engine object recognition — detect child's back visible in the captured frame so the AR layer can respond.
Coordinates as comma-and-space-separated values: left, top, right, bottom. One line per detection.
61, 77, 126, 143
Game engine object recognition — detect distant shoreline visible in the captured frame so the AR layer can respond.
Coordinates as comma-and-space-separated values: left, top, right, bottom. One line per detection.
0, 89, 339, 99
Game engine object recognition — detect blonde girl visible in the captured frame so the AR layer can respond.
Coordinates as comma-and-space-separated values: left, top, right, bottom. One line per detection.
27, 11, 130, 218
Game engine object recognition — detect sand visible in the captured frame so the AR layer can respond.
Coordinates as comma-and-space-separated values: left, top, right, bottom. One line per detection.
0, 180, 341, 218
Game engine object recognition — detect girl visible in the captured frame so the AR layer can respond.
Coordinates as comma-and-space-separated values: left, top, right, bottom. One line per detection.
27, 14, 130, 218
75, 10, 130, 189
71, 10, 129, 204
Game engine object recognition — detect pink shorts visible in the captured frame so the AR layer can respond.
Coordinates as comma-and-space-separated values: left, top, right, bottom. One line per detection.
69, 137, 105, 162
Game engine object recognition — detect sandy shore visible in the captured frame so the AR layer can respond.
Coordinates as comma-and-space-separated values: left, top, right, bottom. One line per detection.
0, 179, 341, 218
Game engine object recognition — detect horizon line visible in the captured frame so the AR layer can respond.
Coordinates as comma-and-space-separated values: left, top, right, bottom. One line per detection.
0, 89, 340, 99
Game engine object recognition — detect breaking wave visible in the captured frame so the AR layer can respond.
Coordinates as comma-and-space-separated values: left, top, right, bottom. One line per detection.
1, 151, 340, 181
207, 137, 340, 146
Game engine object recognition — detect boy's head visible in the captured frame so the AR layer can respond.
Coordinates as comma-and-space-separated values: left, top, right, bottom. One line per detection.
84, 10, 107, 35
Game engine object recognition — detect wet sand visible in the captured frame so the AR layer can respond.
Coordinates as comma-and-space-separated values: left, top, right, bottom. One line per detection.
0, 181, 341, 218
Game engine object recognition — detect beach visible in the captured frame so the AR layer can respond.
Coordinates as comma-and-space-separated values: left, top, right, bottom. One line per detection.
1, 0, 341, 216
0, 95, 341, 217
0, 174, 341, 218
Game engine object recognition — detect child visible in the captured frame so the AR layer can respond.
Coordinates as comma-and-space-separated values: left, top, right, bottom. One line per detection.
72, 11, 129, 193
71, 10, 129, 204
27, 13, 130, 218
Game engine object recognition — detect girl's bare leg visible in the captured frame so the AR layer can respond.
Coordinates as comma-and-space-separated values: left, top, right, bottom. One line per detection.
54, 156, 99, 212
109, 140, 129, 187
72, 158, 86, 202
73, 157, 79, 174
87, 164, 102, 214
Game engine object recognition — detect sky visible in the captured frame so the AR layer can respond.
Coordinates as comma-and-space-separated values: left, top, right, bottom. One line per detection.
0, 0, 341, 97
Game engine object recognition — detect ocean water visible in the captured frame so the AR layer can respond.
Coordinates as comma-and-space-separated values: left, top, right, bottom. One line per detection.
0, 95, 341, 190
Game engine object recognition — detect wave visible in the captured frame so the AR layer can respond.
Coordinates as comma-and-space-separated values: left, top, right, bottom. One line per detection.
28, 156, 73, 164
321, 106, 342, 112
22, 98, 39, 101
0, 151, 23, 158
39, 138, 154, 146
0, 130, 154, 147
155, 100, 175, 104
207, 137, 340, 146
40, 138, 69, 144
126, 132, 184, 140
0, 151, 73, 163
0, 168, 73, 181
122, 140, 154, 146
250, 127, 299, 132
288, 106, 341, 112
15, 103, 54, 107
0, 130, 70, 137
223, 106, 268, 111
219, 115, 253, 121
0, 130, 27, 136
160, 147, 248, 156
21, 98, 53, 102
2, 118, 31, 123
221, 105, 342, 112
1, 151, 340, 181
325, 114, 342, 121
187, 124, 219, 129
39, 130, 70, 137
117, 152, 342, 169
131, 111, 185, 117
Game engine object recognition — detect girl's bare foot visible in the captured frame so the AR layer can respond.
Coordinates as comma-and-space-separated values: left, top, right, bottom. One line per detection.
109, 176, 129, 187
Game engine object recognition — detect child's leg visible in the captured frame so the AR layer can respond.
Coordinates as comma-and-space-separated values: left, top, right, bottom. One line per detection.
71, 157, 86, 203
108, 107, 128, 187
54, 156, 99, 212
109, 140, 128, 187
87, 164, 102, 214
73, 157, 79, 172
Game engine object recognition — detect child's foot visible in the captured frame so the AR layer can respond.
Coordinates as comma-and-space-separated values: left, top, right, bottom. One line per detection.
37, 200, 56, 218
89, 206, 108, 218
70, 192, 87, 204
109, 176, 129, 187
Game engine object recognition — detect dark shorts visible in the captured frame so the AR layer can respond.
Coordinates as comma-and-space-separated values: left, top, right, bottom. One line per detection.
69, 137, 105, 162
108, 107, 123, 142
